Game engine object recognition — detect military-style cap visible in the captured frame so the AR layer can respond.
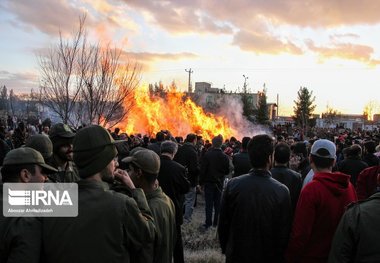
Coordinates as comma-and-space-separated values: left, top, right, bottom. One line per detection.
3, 147, 58, 173
49, 123, 75, 139
25, 134, 53, 160
122, 149, 160, 174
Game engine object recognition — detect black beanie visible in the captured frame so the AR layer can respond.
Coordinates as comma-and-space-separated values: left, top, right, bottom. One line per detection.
73, 125, 117, 178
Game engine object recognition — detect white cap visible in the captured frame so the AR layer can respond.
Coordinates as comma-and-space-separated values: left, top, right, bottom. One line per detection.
311, 139, 336, 159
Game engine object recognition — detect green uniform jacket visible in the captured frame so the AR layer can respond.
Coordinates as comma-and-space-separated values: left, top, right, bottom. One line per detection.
146, 187, 176, 263
42, 180, 156, 263
329, 192, 380, 263
0, 187, 42, 263
47, 158, 80, 183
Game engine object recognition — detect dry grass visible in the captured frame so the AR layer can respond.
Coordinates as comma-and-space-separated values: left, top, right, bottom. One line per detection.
182, 193, 225, 263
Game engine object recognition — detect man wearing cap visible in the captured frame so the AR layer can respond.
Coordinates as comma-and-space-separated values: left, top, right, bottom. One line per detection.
48, 123, 79, 182
25, 134, 53, 163
124, 149, 176, 263
42, 125, 156, 263
286, 139, 357, 263
0, 147, 57, 263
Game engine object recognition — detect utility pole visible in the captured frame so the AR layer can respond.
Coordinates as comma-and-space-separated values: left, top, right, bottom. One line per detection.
242, 74, 248, 93
185, 68, 193, 93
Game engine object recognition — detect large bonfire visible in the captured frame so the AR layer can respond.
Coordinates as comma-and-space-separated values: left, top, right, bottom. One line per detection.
118, 86, 237, 140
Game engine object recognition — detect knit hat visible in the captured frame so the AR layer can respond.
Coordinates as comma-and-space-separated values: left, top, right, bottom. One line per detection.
73, 125, 118, 178
25, 134, 53, 160
122, 149, 160, 174
3, 147, 57, 173
311, 139, 336, 159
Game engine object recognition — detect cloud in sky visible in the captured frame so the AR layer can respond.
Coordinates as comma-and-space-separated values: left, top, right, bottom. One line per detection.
306, 40, 380, 67
121, 51, 199, 71
3, 0, 380, 66
233, 30, 303, 55
3, 0, 87, 36
0, 70, 38, 93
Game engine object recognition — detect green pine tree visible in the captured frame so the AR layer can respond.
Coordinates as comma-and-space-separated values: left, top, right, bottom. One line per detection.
293, 87, 316, 131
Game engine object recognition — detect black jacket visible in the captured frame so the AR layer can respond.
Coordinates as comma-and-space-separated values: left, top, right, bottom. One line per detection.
232, 150, 251, 177
362, 153, 380, 167
158, 155, 190, 225
200, 148, 230, 186
174, 143, 200, 187
218, 170, 291, 263
271, 165, 302, 213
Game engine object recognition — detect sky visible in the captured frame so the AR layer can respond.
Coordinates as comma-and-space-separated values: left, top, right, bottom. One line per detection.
1, 0, 380, 117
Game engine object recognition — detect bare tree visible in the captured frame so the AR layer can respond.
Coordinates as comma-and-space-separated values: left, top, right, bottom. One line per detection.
78, 46, 140, 127
38, 16, 86, 125
38, 15, 140, 128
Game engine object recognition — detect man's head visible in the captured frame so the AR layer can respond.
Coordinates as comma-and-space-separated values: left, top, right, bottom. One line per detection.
160, 141, 178, 157
212, 135, 223, 148
310, 139, 336, 170
241, 137, 251, 151
248, 134, 274, 169
155, 131, 165, 142
25, 134, 53, 161
363, 140, 376, 154
1, 147, 57, 183
274, 142, 291, 164
49, 123, 75, 162
122, 149, 160, 187
186, 133, 197, 145
73, 125, 118, 182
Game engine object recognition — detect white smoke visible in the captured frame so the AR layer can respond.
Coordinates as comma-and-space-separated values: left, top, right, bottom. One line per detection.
197, 93, 273, 140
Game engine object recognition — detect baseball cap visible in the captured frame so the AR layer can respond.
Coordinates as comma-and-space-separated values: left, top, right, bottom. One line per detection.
3, 147, 58, 173
122, 149, 160, 174
311, 139, 336, 159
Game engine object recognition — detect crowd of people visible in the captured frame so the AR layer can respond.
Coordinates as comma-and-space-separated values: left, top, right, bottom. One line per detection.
0, 117, 380, 263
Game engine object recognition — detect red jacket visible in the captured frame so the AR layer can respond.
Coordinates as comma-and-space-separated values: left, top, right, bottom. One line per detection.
356, 165, 380, 200
286, 172, 357, 263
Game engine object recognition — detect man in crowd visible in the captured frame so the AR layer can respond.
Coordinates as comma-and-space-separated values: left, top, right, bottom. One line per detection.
328, 174, 380, 263
48, 123, 79, 182
286, 139, 357, 263
271, 142, 302, 213
124, 148, 176, 263
158, 140, 190, 263
174, 133, 200, 223
232, 136, 251, 177
200, 134, 230, 229
0, 147, 57, 263
42, 125, 156, 263
337, 144, 368, 186
218, 134, 291, 263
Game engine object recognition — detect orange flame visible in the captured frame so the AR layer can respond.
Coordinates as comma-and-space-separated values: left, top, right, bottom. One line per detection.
119, 85, 237, 140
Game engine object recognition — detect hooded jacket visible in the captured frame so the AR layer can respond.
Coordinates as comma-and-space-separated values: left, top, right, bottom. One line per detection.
286, 172, 357, 263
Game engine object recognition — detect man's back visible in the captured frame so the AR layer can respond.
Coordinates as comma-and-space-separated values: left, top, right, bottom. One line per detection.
329, 192, 380, 263
286, 172, 357, 263
43, 180, 155, 263
146, 187, 176, 263
158, 155, 190, 225
218, 170, 291, 263
271, 165, 302, 212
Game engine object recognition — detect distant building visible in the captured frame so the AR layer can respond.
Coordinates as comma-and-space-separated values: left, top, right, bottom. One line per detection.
316, 114, 366, 130
192, 81, 277, 122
